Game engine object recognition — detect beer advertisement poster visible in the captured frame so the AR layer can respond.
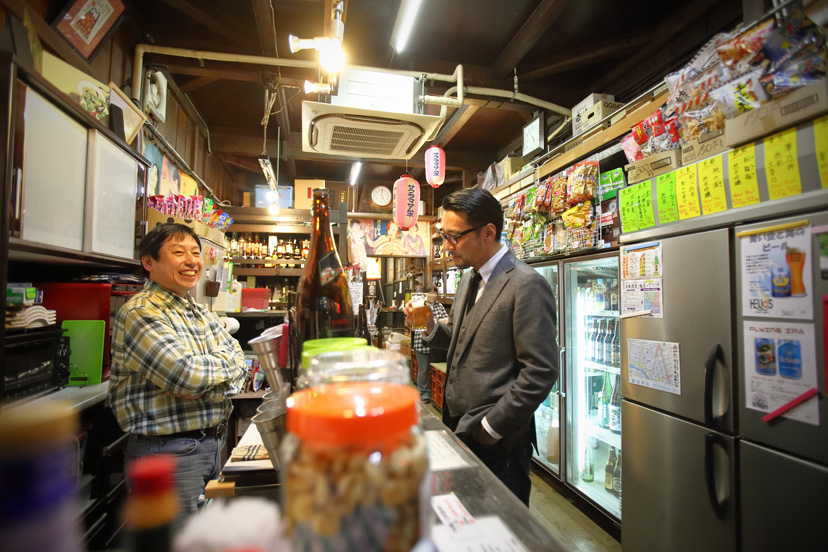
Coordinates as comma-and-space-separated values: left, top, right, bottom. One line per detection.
740, 225, 813, 319
743, 321, 819, 425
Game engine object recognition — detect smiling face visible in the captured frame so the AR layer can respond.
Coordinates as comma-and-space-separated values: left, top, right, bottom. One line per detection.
142, 234, 203, 296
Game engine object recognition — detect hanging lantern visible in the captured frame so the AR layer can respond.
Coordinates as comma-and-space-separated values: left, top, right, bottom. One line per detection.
425, 145, 445, 188
392, 174, 420, 231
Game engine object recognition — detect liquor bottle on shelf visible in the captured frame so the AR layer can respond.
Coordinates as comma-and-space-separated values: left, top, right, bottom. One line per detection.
609, 374, 622, 434
600, 371, 612, 429
229, 233, 238, 257
584, 280, 593, 311
609, 278, 619, 311
355, 302, 371, 345
603, 319, 616, 368
250, 234, 260, 259
244, 234, 253, 259
238, 233, 247, 258
610, 319, 621, 366
585, 318, 596, 363
612, 451, 622, 496
594, 279, 606, 311
285, 239, 294, 259
593, 319, 606, 365
276, 240, 285, 259
296, 189, 354, 345
605, 447, 616, 493
292, 239, 302, 260
581, 440, 595, 482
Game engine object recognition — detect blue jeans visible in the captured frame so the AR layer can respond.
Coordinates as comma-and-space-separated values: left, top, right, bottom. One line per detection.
416, 350, 431, 400
125, 431, 225, 515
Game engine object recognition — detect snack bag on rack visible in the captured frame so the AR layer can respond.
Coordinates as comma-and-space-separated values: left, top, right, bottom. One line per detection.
561, 200, 592, 229
760, 43, 826, 98
202, 198, 215, 224
622, 132, 645, 164
709, 68, 769, 118
566, 161, 599, 206
550, 174, 568, 214
717, 19, 775, 73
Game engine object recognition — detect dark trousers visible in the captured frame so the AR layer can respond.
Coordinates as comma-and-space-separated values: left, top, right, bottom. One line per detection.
458, 426, 534, 506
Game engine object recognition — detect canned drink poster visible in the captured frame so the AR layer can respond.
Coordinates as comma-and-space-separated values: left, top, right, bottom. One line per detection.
740, 226, 813, 319
743, 321, 818, 426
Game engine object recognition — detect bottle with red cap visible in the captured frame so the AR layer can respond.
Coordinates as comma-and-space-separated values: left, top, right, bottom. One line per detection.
123, 455, 180, 552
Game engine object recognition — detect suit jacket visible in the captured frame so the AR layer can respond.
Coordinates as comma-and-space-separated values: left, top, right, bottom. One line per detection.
425, 250, 559, 450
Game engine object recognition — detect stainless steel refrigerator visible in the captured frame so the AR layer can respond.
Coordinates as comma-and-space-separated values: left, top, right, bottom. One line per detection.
620, 213, 828, 550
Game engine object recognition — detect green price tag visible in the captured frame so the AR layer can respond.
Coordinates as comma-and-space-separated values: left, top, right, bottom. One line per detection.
656, 172, 679, 223
637, 179, 656, 229
619, 185, 639, 233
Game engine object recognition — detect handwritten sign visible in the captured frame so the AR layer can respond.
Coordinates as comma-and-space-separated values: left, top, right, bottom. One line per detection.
637, 179, 656, 229
815, 114, 828, 189
676, 164, 701, 220
699, 156, 728, 215
655, 173, 678, 224
619, 185, 639, 233
728, 143, 761, 208
764, 127, 801, 200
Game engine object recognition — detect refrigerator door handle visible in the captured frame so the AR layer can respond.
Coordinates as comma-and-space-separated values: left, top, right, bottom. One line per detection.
703, 343, 726, 428
704, 432, 730, 519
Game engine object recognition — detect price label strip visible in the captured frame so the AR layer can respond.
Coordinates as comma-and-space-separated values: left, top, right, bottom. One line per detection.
815, 114, 828, 189
728, 142, 761, 208
764, 127, 802, 200
699, 156, 728, 215
676, 164, 701, 219
656, 173, 679, 224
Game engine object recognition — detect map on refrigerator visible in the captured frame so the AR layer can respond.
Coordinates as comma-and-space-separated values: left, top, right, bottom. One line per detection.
627, 338, 681, 395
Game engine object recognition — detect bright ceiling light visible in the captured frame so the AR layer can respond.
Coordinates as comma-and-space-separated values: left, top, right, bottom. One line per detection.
303, 80, 333, 95
268, 203, 280, 215
259, 157, 280, 195
391, 0, 423, 53
349, 161, 362, 186
319, 39, 345, 74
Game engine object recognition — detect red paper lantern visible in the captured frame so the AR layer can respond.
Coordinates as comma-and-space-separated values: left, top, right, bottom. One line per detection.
425, 146, 445, 188
392, 175, 420, 231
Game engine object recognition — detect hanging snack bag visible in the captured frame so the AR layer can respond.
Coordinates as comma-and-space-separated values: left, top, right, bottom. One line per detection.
566, 161, 599, 206
717, 19, 775, 72
709, 68, 769, 118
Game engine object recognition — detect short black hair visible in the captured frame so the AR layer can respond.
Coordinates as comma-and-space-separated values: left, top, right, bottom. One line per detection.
442, 188, 503, 237
140, 223, 201, 263
424, 283, 438, 293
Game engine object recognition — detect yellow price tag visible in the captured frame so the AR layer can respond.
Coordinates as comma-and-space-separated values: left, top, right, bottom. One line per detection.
764, 127, 801, 200
728, 143, 761, 208
676, 164, 701, 219
699, 156, 728, 215
815, 115, 828, 189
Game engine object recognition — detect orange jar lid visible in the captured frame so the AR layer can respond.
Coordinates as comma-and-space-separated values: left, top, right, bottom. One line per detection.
286, 382, 418, 447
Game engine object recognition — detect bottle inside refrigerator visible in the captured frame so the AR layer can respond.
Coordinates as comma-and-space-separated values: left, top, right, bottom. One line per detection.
564, 254, 621, 519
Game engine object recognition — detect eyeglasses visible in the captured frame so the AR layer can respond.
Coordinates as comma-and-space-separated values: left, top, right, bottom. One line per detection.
437, 226, 481, 245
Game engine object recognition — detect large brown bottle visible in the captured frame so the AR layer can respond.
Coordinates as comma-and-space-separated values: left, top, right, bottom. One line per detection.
296, 189, 354, 346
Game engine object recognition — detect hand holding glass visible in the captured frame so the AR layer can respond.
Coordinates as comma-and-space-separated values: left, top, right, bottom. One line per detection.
411, 293, 431, 331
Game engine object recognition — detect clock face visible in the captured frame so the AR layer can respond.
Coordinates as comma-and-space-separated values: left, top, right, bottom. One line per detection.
371, 185, 392, 206
522, 116, 543, 158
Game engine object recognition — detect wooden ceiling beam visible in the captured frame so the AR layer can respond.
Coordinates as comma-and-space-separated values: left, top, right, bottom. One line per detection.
518, 32, 653, 81
490, 0, 572, 80
252, 0, 279, 57
225, 155, 262, 174
179, 76, 218, 94
158, 0, 251, 49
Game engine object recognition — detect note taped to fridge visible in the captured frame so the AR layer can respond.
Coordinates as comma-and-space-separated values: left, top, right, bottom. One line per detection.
743, 321, 819, 426
627, 338, 681, 395
740, 225, 813, 319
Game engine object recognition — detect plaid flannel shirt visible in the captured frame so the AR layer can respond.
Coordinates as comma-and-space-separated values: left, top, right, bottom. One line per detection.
412, 301, 448, 354
108, 279, 247, 436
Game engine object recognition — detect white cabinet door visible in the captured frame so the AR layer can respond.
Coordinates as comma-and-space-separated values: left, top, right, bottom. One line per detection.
87, 131, 138, 258
21, 88, 87, 249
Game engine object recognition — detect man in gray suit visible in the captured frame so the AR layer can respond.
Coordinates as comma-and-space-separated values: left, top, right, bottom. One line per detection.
407, 188, 559, 504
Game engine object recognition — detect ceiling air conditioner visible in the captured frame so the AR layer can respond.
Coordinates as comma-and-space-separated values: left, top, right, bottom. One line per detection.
301, 68, 443, 160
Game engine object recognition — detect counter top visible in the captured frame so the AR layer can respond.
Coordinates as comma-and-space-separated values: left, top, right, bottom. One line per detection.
2, 382, 109, 412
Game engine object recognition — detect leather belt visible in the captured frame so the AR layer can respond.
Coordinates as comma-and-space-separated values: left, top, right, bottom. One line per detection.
164, 420, 228, 440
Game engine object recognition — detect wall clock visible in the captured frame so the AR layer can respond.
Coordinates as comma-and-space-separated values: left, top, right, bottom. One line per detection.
522, 113, 545, 159
371, 185, 392, 206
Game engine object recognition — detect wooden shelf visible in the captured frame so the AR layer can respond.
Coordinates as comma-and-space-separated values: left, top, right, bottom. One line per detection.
8, 238, 140, 267
230, 257, 305, 266
234, 267, 304, 277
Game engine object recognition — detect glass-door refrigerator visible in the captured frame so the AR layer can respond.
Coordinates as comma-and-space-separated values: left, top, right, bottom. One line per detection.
563, 253, 621, 521
531, 263, 562, 476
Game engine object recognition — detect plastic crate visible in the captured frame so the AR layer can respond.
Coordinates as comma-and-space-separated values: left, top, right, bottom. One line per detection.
410, 355, 418, 383
241, 288, 270, 310
430, 365, 446, 409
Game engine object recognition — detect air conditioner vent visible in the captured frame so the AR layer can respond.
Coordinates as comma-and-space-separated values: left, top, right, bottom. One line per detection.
303, 101, 443, 160
330, 125, 404, 156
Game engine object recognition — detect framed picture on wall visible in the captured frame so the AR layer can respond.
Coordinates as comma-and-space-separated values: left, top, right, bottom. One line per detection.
53, 0, 126, 60
386, 257, 395, 283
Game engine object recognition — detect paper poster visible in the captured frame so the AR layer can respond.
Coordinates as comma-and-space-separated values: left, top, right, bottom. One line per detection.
627, 338, 681, 395
618, 186, 639, 233
815, 226, 828, 280
636, 180, 656, 229
740, 224, 813, 319
814, 115, 828, 189
621, 278, 663, 318
676, 164, 701, 219
620, 242, 664, 318
743, 321, 819, 425
656, 173, 679, 223
764, 127, 802, 200
728, 143, 761, 208
699, 156, 728, 215
426, 431, 469, 471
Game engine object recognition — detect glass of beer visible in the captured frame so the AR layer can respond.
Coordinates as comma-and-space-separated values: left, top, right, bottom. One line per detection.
411, 293, 430, 330
786, 247, 807, 297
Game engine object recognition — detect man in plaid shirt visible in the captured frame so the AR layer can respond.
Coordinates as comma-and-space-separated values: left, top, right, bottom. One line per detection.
109, 223, 246, 514
412, 284, 447, 404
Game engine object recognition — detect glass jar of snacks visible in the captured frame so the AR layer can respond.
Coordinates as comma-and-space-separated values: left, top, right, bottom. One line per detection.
281, 376, 428, 551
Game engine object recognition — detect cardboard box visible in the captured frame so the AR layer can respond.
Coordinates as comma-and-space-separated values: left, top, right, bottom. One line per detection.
625, 149, 682, 184
501, 156, 525, 181
572, 93, 615, 120
294, 179, 325, 211
725, 78, 828, 147
574, 100, 625, 135
680, 129, 728, 164
599, 168, 626, 194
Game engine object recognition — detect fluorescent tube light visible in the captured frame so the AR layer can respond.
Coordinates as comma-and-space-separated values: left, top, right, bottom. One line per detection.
391, 0, 423, 53
349, 161, 362, 185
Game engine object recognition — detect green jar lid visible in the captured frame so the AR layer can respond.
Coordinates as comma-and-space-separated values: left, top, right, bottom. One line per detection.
301, 338, 373, 371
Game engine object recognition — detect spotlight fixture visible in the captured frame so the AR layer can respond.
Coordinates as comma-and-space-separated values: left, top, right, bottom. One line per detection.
303, 80, 333, 95
288, 1, 346, 74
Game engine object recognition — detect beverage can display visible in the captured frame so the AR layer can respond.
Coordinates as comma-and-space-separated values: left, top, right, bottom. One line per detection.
754, 338, 777, 376
770, 263, 791, 297
778, 339, 802, 379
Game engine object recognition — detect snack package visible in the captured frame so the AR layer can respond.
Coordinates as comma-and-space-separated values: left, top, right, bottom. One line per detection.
678, 103, 726, 145
202, 198, 215, 225
717, 19, 775, 72
566, 161, 599, 206
561, 200, 592, 228
622, 132, 645, 164
761, 42, 827, 98
550, 175, 568, 214
709, 68, 769, 118
756, 10, 819, 71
